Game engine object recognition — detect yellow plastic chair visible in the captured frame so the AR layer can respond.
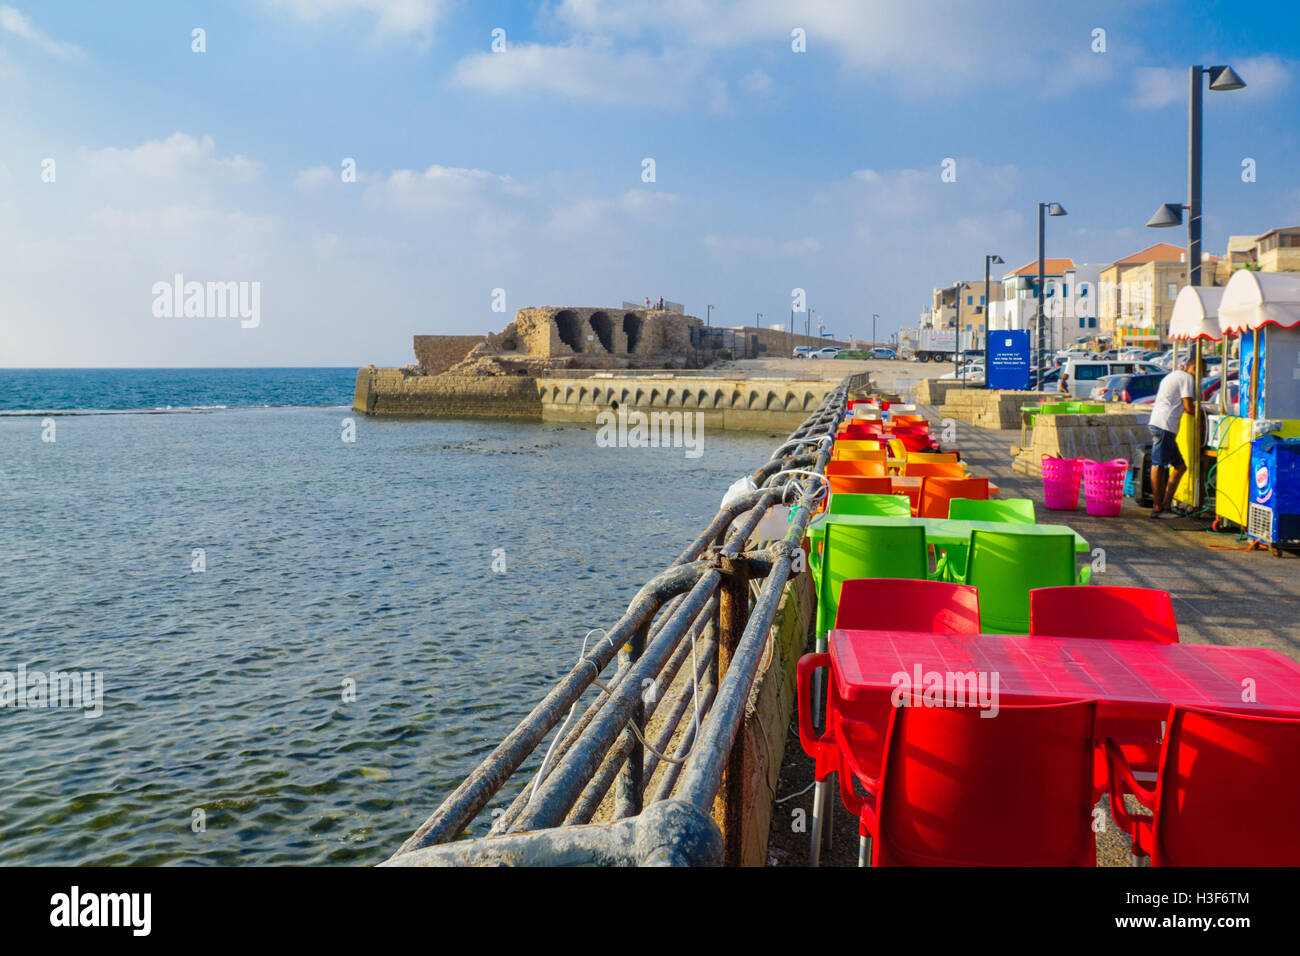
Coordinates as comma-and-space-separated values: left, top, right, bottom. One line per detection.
906, 451, 960, 465
833, 447, 888, 465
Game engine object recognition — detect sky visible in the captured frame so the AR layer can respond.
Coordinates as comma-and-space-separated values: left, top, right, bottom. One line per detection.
1, 0, 1298, 367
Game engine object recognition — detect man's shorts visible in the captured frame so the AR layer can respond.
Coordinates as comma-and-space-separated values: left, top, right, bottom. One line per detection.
1149, 426, 1184, 470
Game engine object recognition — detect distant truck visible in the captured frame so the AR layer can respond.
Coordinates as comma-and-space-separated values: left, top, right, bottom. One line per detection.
905, 330, 958, 363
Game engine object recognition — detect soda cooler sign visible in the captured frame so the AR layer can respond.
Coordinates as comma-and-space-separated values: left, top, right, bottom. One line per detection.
987, 331, 1031, 390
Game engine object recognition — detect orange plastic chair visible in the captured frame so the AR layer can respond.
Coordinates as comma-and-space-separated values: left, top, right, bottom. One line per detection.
902, 461, 966, 478
893, 477, 924, 516
827, 474, 895, 497
918, 477, 990, 519
1106, 707, 1300, 865
890, 414, 927, 425
827, 460, 888, 478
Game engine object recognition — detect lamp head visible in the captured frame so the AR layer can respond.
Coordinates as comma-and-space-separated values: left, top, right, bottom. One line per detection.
990, 254, 1004, 264
1146, 203, 1184, 228
1047, 203, 1068, 217
1207, 65, 1246, 91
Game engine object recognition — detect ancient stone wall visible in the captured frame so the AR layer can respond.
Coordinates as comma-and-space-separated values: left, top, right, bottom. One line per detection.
413, 335, 489, 374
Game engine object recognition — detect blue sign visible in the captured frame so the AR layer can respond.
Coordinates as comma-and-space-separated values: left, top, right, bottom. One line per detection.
987, 331, 1031, 390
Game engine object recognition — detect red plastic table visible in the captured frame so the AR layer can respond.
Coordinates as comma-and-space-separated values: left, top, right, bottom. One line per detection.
829, 629, 1300, 719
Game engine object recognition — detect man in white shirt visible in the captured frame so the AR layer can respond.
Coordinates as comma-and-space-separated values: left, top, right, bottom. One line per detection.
1146, 356, 1201, 518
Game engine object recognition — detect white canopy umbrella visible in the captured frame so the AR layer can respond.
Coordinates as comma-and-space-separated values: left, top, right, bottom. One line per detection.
1218, 270, 1300, 334
1168, 286, 1225, 341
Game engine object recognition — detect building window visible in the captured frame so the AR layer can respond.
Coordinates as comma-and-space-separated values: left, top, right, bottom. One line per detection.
966, 295, 973, 306
1167, 283, 1177, 300
980, 295, 986, 305
1089, 317, 1097, 328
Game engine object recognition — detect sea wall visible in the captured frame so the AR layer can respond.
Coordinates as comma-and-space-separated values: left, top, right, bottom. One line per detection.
354, 367, 542, 418
537, 376, 838, 432
355, 367, 841, 431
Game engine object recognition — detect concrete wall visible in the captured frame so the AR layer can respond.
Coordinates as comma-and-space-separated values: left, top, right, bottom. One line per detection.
1012, 412, 1150, 476
537, 376, 837, 432
354, 367, 543, 418
413, 335, 488, 374
939, 388, 1044, 430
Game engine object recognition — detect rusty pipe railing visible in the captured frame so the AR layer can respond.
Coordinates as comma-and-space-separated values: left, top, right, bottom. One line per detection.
385, 377, 854, 864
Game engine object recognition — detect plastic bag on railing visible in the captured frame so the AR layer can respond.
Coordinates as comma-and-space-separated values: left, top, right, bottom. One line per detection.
720, 475, 757, 510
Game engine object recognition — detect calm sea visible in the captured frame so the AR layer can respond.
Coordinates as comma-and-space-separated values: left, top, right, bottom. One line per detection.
0, 368, 777, 864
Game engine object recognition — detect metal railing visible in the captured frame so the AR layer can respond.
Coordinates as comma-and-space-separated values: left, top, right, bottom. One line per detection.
382, 379, 854, 866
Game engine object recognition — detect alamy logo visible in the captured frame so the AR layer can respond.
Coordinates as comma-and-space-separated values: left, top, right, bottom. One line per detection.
890, 665, 1000, 717
151, 274, 260, 328
50, 886, 151, 936
596, 406, 704, 459
0, 664, 103, 718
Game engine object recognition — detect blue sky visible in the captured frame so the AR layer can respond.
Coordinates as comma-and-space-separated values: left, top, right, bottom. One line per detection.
2, 0, 1298, 366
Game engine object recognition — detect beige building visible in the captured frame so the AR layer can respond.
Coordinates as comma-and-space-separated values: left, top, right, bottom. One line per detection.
1098, 243, 1222, 348
922, 279, 1003, 347
1229, 226, 1300, 274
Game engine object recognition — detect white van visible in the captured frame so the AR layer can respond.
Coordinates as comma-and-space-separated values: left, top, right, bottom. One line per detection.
1062, 360, 1142, 398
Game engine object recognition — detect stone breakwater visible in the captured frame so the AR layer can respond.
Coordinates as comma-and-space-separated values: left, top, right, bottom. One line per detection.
353, 367, 841, 433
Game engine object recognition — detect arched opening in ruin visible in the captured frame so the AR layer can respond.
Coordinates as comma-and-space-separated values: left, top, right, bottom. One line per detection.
555, 310, 584, 353
589, 311, 614, 353
623, 313, 643, 353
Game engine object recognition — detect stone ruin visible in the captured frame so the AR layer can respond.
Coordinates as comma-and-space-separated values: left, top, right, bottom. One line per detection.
413, 307, 705, 377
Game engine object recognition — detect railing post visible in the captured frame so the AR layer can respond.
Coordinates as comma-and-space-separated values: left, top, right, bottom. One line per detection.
715, 554, 750, 865
614, 624, 648, 817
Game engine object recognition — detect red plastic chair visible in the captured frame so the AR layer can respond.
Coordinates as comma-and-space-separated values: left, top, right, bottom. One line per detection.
1029, 586, 1179, 644
839, 424, 884, 441
918, 477, 989, 519
1032, 586, 1178, 785
840, 699, 1099, 866
835, 578, 981, 634
1106, 706, 1300, 865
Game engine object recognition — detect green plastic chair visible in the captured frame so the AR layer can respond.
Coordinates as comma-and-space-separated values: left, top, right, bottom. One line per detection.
941, 499, 1038, 576
943, 530, 1089, 635
813, 523, 930, 647
811, 495, 914, 575
947, 498, 1037, 523
827, 493, 912, 517
1037, 402, 1069, 415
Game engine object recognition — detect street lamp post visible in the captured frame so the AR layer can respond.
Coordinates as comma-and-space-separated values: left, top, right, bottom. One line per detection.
954, 282, 966, 384
707, 304, 714, 327
1036, 202, 1068, 382
872, 313, 879, 352
1146, 63, 1245, 510
985, 254, 1004, 378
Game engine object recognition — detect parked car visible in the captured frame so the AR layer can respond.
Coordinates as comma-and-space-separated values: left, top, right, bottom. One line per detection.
940, 363, 985, 383
1204, 379, 1241, 408
807, 346, 843, 359
792, 346, 813, 358
1090, 371, 1166, 403
871, 347, 898, 360
1060, 359, 1144, 398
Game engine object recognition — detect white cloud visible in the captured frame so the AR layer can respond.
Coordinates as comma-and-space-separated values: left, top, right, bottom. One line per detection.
551, 0, 1133, 96
294, 165, 338, 190
450, 37, 720, 109
0, 5, 83, 58
365, 164, 530, 212
739, 69, 773, 96
86, 133, 262, 183
264, 0, 447, 44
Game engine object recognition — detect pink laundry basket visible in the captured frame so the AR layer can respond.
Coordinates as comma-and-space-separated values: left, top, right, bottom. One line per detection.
1082, 458, 1129, 517
1041, 455, 1084, 511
